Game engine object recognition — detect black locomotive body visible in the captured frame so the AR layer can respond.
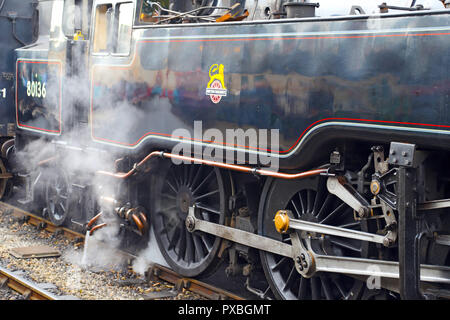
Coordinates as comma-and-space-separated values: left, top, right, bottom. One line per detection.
0, 0, 37, 136
4, 0, 450, 299
0, 0, 37, 199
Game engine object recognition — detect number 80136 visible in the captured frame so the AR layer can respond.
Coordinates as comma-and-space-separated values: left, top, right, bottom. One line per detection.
26, 80, 46, 98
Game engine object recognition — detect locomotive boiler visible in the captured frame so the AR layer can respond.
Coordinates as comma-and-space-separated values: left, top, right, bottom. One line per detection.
4, 0, 450, 299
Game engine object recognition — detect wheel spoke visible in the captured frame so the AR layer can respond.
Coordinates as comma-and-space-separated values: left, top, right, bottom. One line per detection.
307, 189, 314, 213
311, 277, 321, 299
283, 266, 296, 292
161, 193, 176, 200
158, 209, 177, 220
190, 165, 203, 189
183, 165, 189, 186
167, 222, 181, 251
166, 180, 178, 195
271, 257, 288, 272
200, 233, 213, 251
338, 221, 361, 229
192, 233, 206, 261
332, 276, 347, 299
313, 179, 326, 216
316, 194, 333, 220
298, 192, 306, 215
170, 170, 181, 189
175, 225, 186, 261
297, 277, 309, 299
187, 164, 195, 187
195, 189, 219, 201
320, 275, 334, 300
261, 175, 366, 300
320, 202, 347, 225
154, 163, 225, 277
192, 169, 215, 195
200, 209, 212, 222
196, 203, 221, 215
184, 230, 195, 263
282, 236, 291, 243
330, 238, 362, 253
160, 205, 177, 213
161, 214, 179, 234
290, 199, 301, 218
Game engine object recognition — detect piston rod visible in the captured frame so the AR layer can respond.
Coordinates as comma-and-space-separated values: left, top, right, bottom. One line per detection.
274, 210, 387, 244
186, 205, 450, 284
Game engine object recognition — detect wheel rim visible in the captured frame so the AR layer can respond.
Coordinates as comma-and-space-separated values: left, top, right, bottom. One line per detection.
0, 158, 8, 199
152, 163, 227, 277
46, 170, 70, 226
259, 176, 368, 300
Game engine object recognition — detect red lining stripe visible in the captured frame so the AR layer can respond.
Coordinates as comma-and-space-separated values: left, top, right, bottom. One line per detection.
91, 30, 450, 152
92, 117, 450, 153
16, 60, 62, 134
138, 32, 450, 43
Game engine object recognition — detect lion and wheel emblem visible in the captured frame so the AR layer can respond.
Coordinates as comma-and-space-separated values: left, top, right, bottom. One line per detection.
205, 64, 227, 104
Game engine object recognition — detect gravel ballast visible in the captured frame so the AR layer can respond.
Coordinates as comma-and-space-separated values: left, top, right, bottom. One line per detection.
0, 208, 204, 300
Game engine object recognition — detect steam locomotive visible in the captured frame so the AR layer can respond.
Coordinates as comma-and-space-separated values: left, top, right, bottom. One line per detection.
1, 0, 450, 299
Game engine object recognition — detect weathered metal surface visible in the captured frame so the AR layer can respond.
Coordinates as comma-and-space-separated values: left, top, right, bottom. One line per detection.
9, 245, 61, 259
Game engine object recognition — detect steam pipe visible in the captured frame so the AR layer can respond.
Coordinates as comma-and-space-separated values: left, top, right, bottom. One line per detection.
37, 156, 58, 167
87, 211, 103, 229
139, 212, 149, 233
131, 213, 144, 235
86, 204, 148, 236
89, 223, 107, 236
96, 151, 328, 180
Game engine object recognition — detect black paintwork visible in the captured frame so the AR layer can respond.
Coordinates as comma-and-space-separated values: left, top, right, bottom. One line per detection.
16, 7, 450, 169
0, 0, 36, 137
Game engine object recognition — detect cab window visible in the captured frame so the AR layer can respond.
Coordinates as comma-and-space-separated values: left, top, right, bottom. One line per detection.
137, 0, 170, 24
115, 2, 133, 54
62, 0, 93, 39
92, 2, 133, 55
93, 3, 113, 53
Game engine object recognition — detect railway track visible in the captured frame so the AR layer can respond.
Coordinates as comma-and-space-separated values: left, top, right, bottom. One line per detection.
0, 265, 58, 300
0, 201, 245, 300
146, 263, 244, 300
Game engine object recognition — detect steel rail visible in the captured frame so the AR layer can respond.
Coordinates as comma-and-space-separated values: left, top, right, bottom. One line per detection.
0, 265, 58, 300
0, 201, 245, 300
0, 201, 85, 240
147, 264, 244, 300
